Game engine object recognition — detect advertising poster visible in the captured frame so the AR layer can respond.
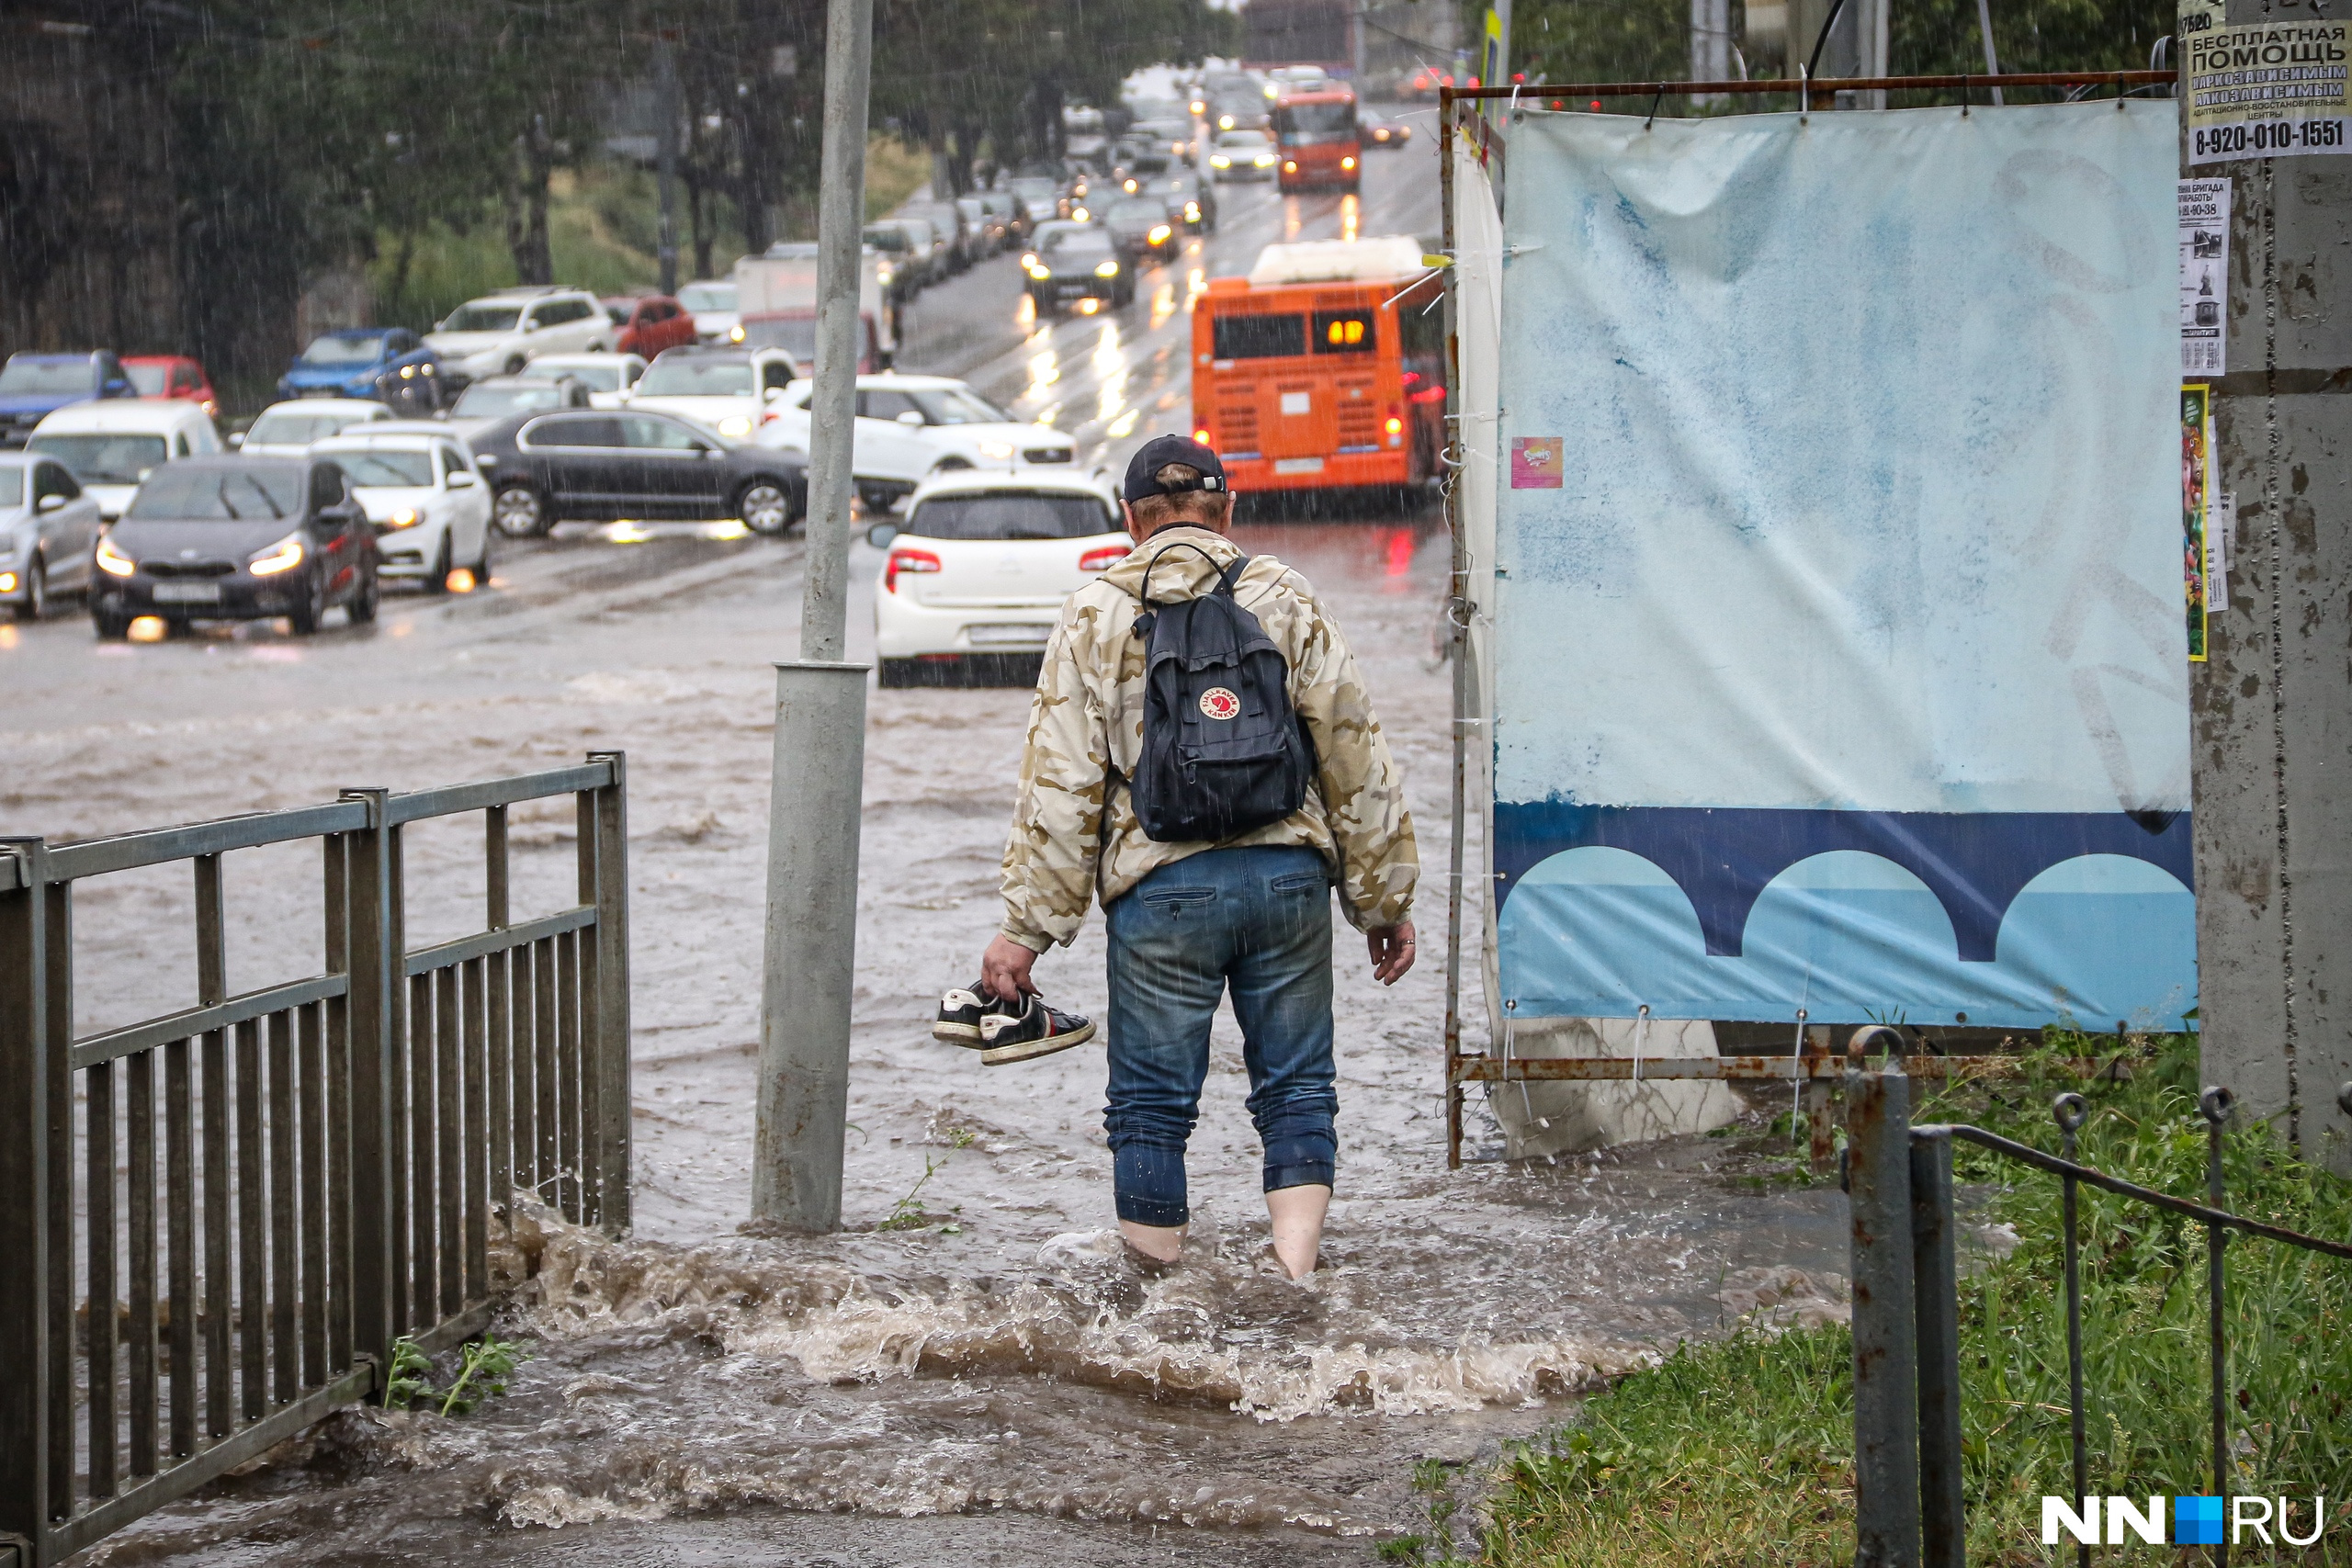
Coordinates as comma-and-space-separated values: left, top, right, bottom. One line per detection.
2178, 179, 2230, 376
2184, 384, 2211, 662
1487, 104, 2194, 1031
2181, 0, 2351, 165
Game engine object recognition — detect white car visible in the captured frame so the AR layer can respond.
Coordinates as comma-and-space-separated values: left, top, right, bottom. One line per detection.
234, 399, 393, 457
313, 430, 492, 593
528, 353, 647, 409
678, 279, 740, 344
424, 287, 613, 380
762, 373, 1076, 512
0, 452, 104, 620
1210, 129, 1280, 180
26, 398, 223, 520
627, 347, 800, 440
869, 469, 1128, 687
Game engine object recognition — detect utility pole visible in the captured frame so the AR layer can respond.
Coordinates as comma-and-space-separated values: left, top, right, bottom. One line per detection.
2184, 0, 2352, 1177
752, 0, 874, 1233
654, 33, 681, 297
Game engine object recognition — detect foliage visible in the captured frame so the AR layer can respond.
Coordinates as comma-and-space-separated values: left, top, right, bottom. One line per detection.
1475, 1033, 2352, 1567
876, 1126, 976, 1233
380, 1332, 529, 1416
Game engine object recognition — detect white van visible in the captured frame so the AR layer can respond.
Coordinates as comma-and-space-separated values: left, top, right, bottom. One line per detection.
27, 399, 223, 520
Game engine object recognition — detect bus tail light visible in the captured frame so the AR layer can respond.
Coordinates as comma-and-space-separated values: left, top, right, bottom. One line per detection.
1079, 547, 1126, 572
1385, 415, 1404, 436
1340, 156, 1356, 170
884, 547, 941, 593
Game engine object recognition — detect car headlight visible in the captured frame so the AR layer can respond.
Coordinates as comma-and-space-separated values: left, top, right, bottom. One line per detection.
96, 536, 136, 577
1094, 260, 1120, 277
1024, 261, 1051, 280
249, 533, 305, 575
977, 439, 1016, 460
1211, 156, 1230, 168
384, 508, 422, 529
1283, 161, 1298, 173
729, 324, 746, 343
1148, 224, 1171, 244
1070, 206, 1088, 222
718, 415, 753, 437
1255, 153, 1275, 167
1184, 203, 1201, 221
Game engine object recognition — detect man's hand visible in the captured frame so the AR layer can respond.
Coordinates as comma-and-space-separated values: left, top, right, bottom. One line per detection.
1367, 921, 1416, 986
981, 933, 1043, 1004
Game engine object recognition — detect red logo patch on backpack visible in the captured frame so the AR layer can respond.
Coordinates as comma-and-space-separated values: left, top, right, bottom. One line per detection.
1199, 687, 1240, 721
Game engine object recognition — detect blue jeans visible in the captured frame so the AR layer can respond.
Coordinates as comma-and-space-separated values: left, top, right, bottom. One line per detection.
1102, 845, 1338, 1227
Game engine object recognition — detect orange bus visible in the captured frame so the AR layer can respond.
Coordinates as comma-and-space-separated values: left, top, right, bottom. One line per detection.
1271, 88, 1361, 194
1190, 236, 1446, 496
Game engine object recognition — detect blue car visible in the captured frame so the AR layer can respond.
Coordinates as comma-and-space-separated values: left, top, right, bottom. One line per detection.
277, 328, 443, 408
0, 352, 133, 447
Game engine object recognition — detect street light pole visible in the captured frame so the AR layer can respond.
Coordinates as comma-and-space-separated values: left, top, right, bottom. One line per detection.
752, 0, 874, 1234
654, 33, 681, 297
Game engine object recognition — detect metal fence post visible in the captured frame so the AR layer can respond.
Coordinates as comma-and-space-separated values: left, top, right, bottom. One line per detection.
337, 791, 397, 1386
0, 840, 53, 1566
1849, 1060, 1921, 1568
586, 751, 631, 1237
1910, 1125, 1964, 1568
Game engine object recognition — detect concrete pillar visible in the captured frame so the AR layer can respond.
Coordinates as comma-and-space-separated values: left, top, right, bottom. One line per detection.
2189, 5, 2352, 1174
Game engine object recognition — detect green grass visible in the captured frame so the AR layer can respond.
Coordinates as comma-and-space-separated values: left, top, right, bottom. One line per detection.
1442, 1035, 2352, 1567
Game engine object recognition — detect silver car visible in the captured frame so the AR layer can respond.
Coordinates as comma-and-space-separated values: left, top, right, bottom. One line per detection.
0, 452, 104, 621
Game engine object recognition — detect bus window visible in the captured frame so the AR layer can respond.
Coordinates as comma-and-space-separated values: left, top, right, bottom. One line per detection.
1313, 310, 1375, 354
1273, 102, 1359, 144
1213, 313, 1306, 360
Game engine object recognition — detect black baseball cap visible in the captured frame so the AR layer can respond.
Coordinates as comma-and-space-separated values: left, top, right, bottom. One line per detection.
1121, 434, 1227, 503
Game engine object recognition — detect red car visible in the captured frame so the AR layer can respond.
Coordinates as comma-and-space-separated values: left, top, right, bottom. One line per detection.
601, 296, 697, 358
122, 355, 219, 419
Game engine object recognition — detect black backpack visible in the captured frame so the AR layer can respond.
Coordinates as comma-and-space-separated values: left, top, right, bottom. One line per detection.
1114, 544, 1317, 844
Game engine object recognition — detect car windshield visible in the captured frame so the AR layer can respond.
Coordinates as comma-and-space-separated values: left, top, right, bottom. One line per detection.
329, 450, 435, 487
26, 434, 168, 484
1217, 130, 1271, 149
0, 359, 91, 395
1044, 228, 1113, 257
441, 304, 524, 333
246, 411, 368, 446
546, 363, 624, 390
1274, 102, 1357, 142
636, 359, 752, 398
677, 282, 736, 313
1108, 199, 1165, 224
741, 318, 818, 360
1010, 179, 1056, 200
863, 227, 910, 254
127, 467, 301, 522
0, 470, 22, 507
300, 334, 387, 366
908, 388, 1012, 425
904, 492, 1116, 541
452, 382, 568, 417
124, 364, 171, 396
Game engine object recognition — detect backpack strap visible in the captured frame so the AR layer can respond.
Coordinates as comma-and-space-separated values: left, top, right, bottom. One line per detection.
1215, 554, 1253, 597
1134, 539, 1238, 609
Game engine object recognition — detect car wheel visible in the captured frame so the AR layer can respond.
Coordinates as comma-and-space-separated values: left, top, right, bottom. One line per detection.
347, 566, 379, 625
504, 355, 526, 376
92, 606, 130, 640
493, 485, 550, 538
473, 525, 493, 579
288, 571, 325, 636
424, 534, 452, 594
13, 555, 45, 623
736, 479, 795, 536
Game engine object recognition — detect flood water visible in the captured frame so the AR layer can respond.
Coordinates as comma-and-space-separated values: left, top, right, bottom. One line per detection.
5, 130, 1851, 1565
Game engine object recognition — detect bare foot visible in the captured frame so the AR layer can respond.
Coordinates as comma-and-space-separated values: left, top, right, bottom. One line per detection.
1265, 1184, 1331, 1279
1119, 1219, 1184, 1264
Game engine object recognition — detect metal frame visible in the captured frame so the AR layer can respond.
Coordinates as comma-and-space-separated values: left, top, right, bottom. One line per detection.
1431, 73, 2173, 1170
0, 756, 630, 1568
1846, 1028, 2352, 1567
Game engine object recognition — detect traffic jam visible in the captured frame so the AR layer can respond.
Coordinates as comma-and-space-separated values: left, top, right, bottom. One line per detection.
0, 64, 1437, 682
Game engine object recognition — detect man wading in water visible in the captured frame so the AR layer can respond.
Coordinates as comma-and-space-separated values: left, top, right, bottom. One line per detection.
967, 435, 1418, 1279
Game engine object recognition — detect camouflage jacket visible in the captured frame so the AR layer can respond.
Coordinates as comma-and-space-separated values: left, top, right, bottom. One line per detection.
1000, 525, 1419, 952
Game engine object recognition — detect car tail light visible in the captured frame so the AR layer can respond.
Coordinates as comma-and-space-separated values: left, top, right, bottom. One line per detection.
884, 547, 941, 593
1079, 547, 1125, 572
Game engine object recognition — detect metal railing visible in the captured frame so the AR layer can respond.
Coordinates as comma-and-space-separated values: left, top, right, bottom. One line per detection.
0, 755, 630, 1568
1842, 1028, 2352, 1567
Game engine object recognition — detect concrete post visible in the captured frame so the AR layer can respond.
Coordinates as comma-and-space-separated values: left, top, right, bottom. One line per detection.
752, 0, 875, 1233
654, 36, 681, 299
2188, 8, 2352, 1176
752, 662, 870, 1231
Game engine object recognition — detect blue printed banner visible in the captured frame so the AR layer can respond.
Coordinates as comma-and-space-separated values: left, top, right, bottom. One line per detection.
1489, 104, 2193, 1031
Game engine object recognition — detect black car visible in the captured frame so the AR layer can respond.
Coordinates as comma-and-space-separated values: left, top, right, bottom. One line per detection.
92, 457, 379, 637
1025, 225, 1134, 311
1361, 112, 1414, 150
1102, 197, 1179, 264
467, 408, 808, 538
